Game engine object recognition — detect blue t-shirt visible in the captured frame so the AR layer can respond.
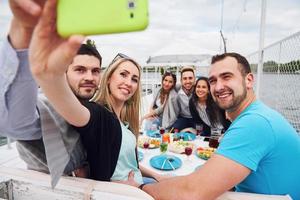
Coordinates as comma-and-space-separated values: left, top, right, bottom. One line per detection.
217, 101, 300, 200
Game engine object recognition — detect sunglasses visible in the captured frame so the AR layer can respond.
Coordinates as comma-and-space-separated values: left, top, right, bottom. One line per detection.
107, 53, 141, 74
109, 53, 131, 66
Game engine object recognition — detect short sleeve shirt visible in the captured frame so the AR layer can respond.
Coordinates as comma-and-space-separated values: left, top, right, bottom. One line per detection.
216, 101, 300, 199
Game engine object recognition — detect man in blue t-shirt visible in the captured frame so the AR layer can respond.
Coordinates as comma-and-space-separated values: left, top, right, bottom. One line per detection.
138, 53, 300, 200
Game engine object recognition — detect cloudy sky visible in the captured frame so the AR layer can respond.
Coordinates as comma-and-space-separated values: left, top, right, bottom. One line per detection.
1, 0, 299, 66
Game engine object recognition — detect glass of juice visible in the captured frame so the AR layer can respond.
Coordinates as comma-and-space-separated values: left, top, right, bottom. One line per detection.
162, 133, 170, 143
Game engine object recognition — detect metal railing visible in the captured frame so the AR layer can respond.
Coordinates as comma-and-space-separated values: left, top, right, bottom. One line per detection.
2, 33, 299, 148
247, 31, 300, 133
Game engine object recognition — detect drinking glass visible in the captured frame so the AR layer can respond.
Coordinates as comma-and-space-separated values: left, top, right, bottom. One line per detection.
150, 124, 158, 131
162, 133, 170, 143
195, 124, 203, 138
185, 147, 193, 161
209, 128, 222, 148
159, 142, 168, 154
208, 136, 219, 148
159, 128, 165, 135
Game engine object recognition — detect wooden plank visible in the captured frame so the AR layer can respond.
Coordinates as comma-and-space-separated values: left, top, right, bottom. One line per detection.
0, 167, 154, 200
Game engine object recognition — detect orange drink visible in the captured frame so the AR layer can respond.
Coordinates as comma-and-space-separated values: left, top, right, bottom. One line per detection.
162, 133, 170, 143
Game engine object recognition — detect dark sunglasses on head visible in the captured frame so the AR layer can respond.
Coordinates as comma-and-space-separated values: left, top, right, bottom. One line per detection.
110, 53, 131, 65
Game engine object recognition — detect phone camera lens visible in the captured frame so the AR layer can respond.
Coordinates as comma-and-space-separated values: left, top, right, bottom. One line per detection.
128, 1, 135, 8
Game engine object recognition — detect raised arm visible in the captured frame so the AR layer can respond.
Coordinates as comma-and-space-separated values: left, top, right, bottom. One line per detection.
29, 0, 89, 127
0, 0, 45, 139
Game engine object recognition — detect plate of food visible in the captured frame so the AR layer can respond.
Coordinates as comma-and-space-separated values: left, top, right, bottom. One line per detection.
196, 147, 216, 160
168, 141, 194, 154
138, 136, 160, 149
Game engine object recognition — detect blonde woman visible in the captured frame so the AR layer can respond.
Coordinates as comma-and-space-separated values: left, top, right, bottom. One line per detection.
29, 0, 164, 184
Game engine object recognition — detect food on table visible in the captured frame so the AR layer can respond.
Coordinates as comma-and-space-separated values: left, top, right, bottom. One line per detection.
168, 141, 194, 154
138, 136, 160, 148
196, 147, 216, 160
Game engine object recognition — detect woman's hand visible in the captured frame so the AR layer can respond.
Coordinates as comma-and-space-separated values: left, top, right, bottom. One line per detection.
113, 170, 140, 188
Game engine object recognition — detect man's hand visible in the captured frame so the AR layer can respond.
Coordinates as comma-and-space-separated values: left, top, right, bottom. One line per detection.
8, 0, 45, 49
29, 0, 84, 78
152, 173, 173, 182
9, 0, 44, 28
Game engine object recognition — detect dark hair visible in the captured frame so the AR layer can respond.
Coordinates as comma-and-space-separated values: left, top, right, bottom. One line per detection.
190, 76, 225, 126
211, 52, 251, 76
77, 43, 102, 67
153, 72, 177, 108
180, 66, 195, 77
161, 71, 177, 90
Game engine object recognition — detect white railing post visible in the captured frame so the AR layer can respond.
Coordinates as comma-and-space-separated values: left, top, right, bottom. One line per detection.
7, 137, 12, 149
256, 0, 267, 99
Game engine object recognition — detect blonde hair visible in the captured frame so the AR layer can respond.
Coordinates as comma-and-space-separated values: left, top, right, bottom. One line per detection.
91, 57, 141, 138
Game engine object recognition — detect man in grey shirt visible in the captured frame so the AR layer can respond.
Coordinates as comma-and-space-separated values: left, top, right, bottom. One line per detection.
0, 0, 102, 188
172, 66, 196, 131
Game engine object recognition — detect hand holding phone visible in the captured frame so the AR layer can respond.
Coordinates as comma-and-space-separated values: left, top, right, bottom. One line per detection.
57, 0, 149, 37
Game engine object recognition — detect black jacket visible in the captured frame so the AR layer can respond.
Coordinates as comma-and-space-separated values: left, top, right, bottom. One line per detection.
73, 101, 122, 181
189, 99, 231, 136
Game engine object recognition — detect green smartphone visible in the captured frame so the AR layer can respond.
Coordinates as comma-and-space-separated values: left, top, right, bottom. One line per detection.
57, 0, 149, 37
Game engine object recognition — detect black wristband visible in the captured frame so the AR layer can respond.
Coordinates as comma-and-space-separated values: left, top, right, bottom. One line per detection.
138, 183, 147, 190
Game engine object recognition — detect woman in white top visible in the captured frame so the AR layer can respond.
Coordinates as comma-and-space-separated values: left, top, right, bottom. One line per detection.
141, 71, 178, 130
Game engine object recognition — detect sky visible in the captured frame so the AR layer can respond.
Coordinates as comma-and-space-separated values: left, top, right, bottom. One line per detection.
0, 0, 300, 66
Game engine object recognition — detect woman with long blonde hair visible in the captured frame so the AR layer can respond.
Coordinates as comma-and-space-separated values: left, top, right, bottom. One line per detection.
93, 54, 141, 137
